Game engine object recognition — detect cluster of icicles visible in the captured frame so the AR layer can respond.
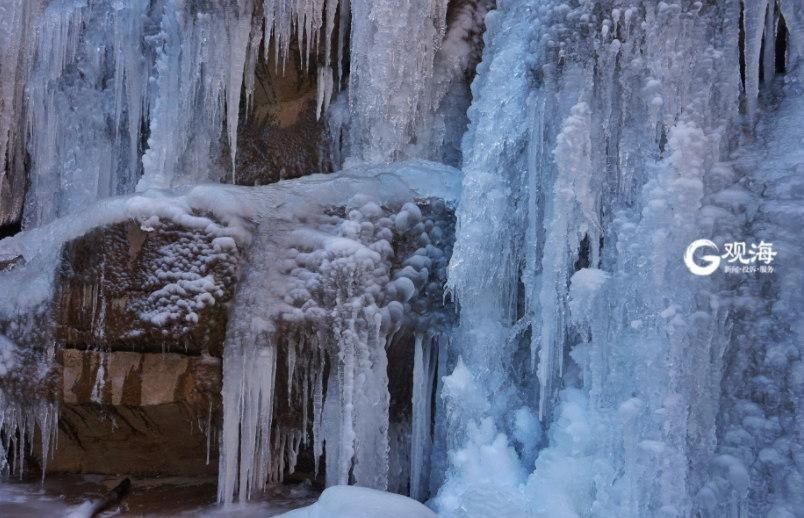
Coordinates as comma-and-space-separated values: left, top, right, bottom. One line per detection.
0, 0, 453, 228
218, 198, 454, 503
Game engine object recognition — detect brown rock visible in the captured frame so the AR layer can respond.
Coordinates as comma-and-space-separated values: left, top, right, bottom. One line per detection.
59, 349, 220, 408
232, 41, 333, 185
44, 348, 221, 476
0, 254, 24, 272
54, 219, 241, 356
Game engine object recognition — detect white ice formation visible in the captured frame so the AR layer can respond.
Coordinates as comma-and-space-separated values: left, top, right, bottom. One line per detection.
442, 1, 804, 516
0, 1, 803, 517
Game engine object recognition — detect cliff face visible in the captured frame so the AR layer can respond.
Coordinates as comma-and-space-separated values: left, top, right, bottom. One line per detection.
44, 219, 239, 476
0, 162, 459, 494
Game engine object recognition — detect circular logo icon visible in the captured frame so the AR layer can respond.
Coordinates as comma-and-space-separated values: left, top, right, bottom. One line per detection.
684, 239, 721, 276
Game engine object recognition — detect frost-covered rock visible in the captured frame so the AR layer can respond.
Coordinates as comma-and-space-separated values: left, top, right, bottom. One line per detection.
55, 219, 242, 355
0, 160, 459, 487
218, 161, 459, 502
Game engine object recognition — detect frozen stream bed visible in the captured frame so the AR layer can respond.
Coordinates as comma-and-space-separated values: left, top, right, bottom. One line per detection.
0, 477, 318, 517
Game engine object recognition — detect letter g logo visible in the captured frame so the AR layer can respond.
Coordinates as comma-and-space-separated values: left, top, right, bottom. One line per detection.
684, 239, 721, 276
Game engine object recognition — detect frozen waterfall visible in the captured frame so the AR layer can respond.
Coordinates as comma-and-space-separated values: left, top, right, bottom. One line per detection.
442, 1, 803, 516
0, 0, 802, 516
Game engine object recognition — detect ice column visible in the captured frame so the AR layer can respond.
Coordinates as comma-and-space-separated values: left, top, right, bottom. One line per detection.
139, 0, 257, 190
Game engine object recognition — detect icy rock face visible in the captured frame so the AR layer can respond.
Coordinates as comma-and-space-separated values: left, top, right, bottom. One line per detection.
0, 1, 41, 227
235, 61, 333, 185
218, 193, 456, 503
4, 0, 481, 231
55, 220, 242, 355
257, 0, 477, 166
0, 159, 458, 495
444, 0, 803, 517
0, 183, 252, 480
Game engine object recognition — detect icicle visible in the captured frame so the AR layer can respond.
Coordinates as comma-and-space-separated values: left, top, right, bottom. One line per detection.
218, 333, 278, 503
316, 66, 335, 120
322, 366, 345, 486
206, 400, 213, 466
336, 0, 350, 89
535, 100, 598, 419
350, 304, 391, 490
312, 355, 325, 475
334, 318, 356, 486
346, 0, 449, 163
743, 0, 770, 122
762, 0, 778, 88
287, 334, 297, 404
243, 15, 264, 117
90, 352, 107, 403
410, 333, 438, 500
112, 0, 148, 191
301, 354, 311, 445
0, 395, 59, 481
262, 0, 336, 71
314, 0, 339, 119
226, 0, 255, 183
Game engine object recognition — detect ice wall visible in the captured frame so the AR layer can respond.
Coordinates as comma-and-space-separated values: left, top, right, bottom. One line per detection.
443, 0, 803, 516
0, 0, 43, 228
7, 0, 260, 227
4, 0, 474, 229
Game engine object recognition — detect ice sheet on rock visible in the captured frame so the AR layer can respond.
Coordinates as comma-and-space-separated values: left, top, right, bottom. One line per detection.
0, 0, 44, 227
217, 160, 458, 503
277, 485, 436, 518
139, 0, 258, 190
7, 0, 259, 226
0, 159, 456, 493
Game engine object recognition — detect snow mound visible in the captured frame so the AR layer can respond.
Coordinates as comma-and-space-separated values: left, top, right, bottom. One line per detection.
278, 486, 436, 518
